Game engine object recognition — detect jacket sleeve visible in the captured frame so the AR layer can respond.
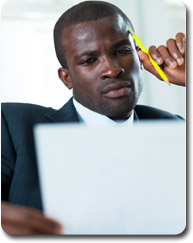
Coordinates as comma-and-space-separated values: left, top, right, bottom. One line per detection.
1, 108, 16, 201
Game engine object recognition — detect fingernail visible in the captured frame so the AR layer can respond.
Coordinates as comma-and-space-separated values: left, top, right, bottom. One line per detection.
178, 45, 182, 52
137, 51, 144, 59
177, 44, 184, 54
177, 58, 184, 65
157, 58, 162, 63
169, 61, 177, 68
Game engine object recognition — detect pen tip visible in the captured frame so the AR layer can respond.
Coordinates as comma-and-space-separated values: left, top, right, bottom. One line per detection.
165, 79, 171, 86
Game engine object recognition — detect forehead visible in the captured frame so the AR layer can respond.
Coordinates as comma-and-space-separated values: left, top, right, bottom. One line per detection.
61, 15, 132, 52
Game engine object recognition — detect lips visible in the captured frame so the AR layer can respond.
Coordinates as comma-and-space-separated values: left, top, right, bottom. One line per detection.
102, 81, 132, 98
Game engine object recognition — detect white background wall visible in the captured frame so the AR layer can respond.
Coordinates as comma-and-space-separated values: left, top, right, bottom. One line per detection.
0, 0, 186, 117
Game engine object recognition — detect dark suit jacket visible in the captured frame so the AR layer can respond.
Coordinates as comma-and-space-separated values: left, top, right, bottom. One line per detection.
1, 98, 182, 211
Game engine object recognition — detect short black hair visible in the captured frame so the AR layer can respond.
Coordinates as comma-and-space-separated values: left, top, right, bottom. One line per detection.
54, 1, 134, 68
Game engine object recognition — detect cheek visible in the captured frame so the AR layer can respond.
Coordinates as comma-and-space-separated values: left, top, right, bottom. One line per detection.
124, 53, 143, 91
69, 67, 87, 88
70, 68, 98, 95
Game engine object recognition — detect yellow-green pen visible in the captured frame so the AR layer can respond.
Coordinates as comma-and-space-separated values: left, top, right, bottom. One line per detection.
128, 29, 170, 85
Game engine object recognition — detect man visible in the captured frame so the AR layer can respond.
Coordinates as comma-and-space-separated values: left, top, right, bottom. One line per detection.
1, 1, 185, 235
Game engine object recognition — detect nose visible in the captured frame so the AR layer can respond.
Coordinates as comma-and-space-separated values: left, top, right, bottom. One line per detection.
100, 57, 125, 79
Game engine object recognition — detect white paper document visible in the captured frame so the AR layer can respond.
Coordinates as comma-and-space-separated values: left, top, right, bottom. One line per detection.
34, 121, 186, 235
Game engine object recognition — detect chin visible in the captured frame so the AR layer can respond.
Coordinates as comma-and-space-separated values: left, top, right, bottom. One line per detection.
98, 95, 137, 118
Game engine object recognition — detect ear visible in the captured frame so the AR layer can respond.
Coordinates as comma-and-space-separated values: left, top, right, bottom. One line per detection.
58, 68, 73, 89
136, 46, 143, 70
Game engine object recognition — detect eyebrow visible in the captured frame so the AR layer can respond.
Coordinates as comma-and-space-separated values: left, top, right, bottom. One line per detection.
74, 39, 131, 60
112, 39, 131, 49
74, 50, 99, 59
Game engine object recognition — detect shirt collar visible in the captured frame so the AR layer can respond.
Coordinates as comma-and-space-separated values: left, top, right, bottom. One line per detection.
73, 98, 134, 127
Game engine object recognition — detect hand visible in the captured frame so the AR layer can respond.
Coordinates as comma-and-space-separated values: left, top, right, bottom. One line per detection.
1, 201, 63, 235
138, 32, 186, 86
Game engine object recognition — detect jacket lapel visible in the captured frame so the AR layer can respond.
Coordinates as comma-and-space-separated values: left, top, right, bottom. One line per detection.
44, 97, 80, 123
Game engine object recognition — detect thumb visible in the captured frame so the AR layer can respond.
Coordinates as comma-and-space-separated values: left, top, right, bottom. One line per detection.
137, 50, 150, 66
137, 50, 162, 79
137, 50, 155, 72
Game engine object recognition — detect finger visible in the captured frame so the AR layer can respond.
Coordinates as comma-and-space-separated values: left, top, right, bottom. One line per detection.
2, 224, 34, 235
4, 211, 63, 235
2, 203, 63, 234
157, 45, 177, 69
137, 50, 162, 79
149, 45, 164, 65
25, 211, 63, 234
2, 222, 62, 235
137, 50, 151, 68
166, 38, 184, 66
175, 32, 186, 55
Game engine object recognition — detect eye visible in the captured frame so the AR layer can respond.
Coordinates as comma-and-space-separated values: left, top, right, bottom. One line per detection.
115, 48, 131, 55
80, 58, 97, 66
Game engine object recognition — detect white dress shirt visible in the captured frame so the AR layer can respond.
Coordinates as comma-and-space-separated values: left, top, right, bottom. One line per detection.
73, 98, 134, 127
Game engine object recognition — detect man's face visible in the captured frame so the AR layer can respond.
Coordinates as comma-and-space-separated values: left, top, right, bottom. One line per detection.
61, 14, 143, 119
